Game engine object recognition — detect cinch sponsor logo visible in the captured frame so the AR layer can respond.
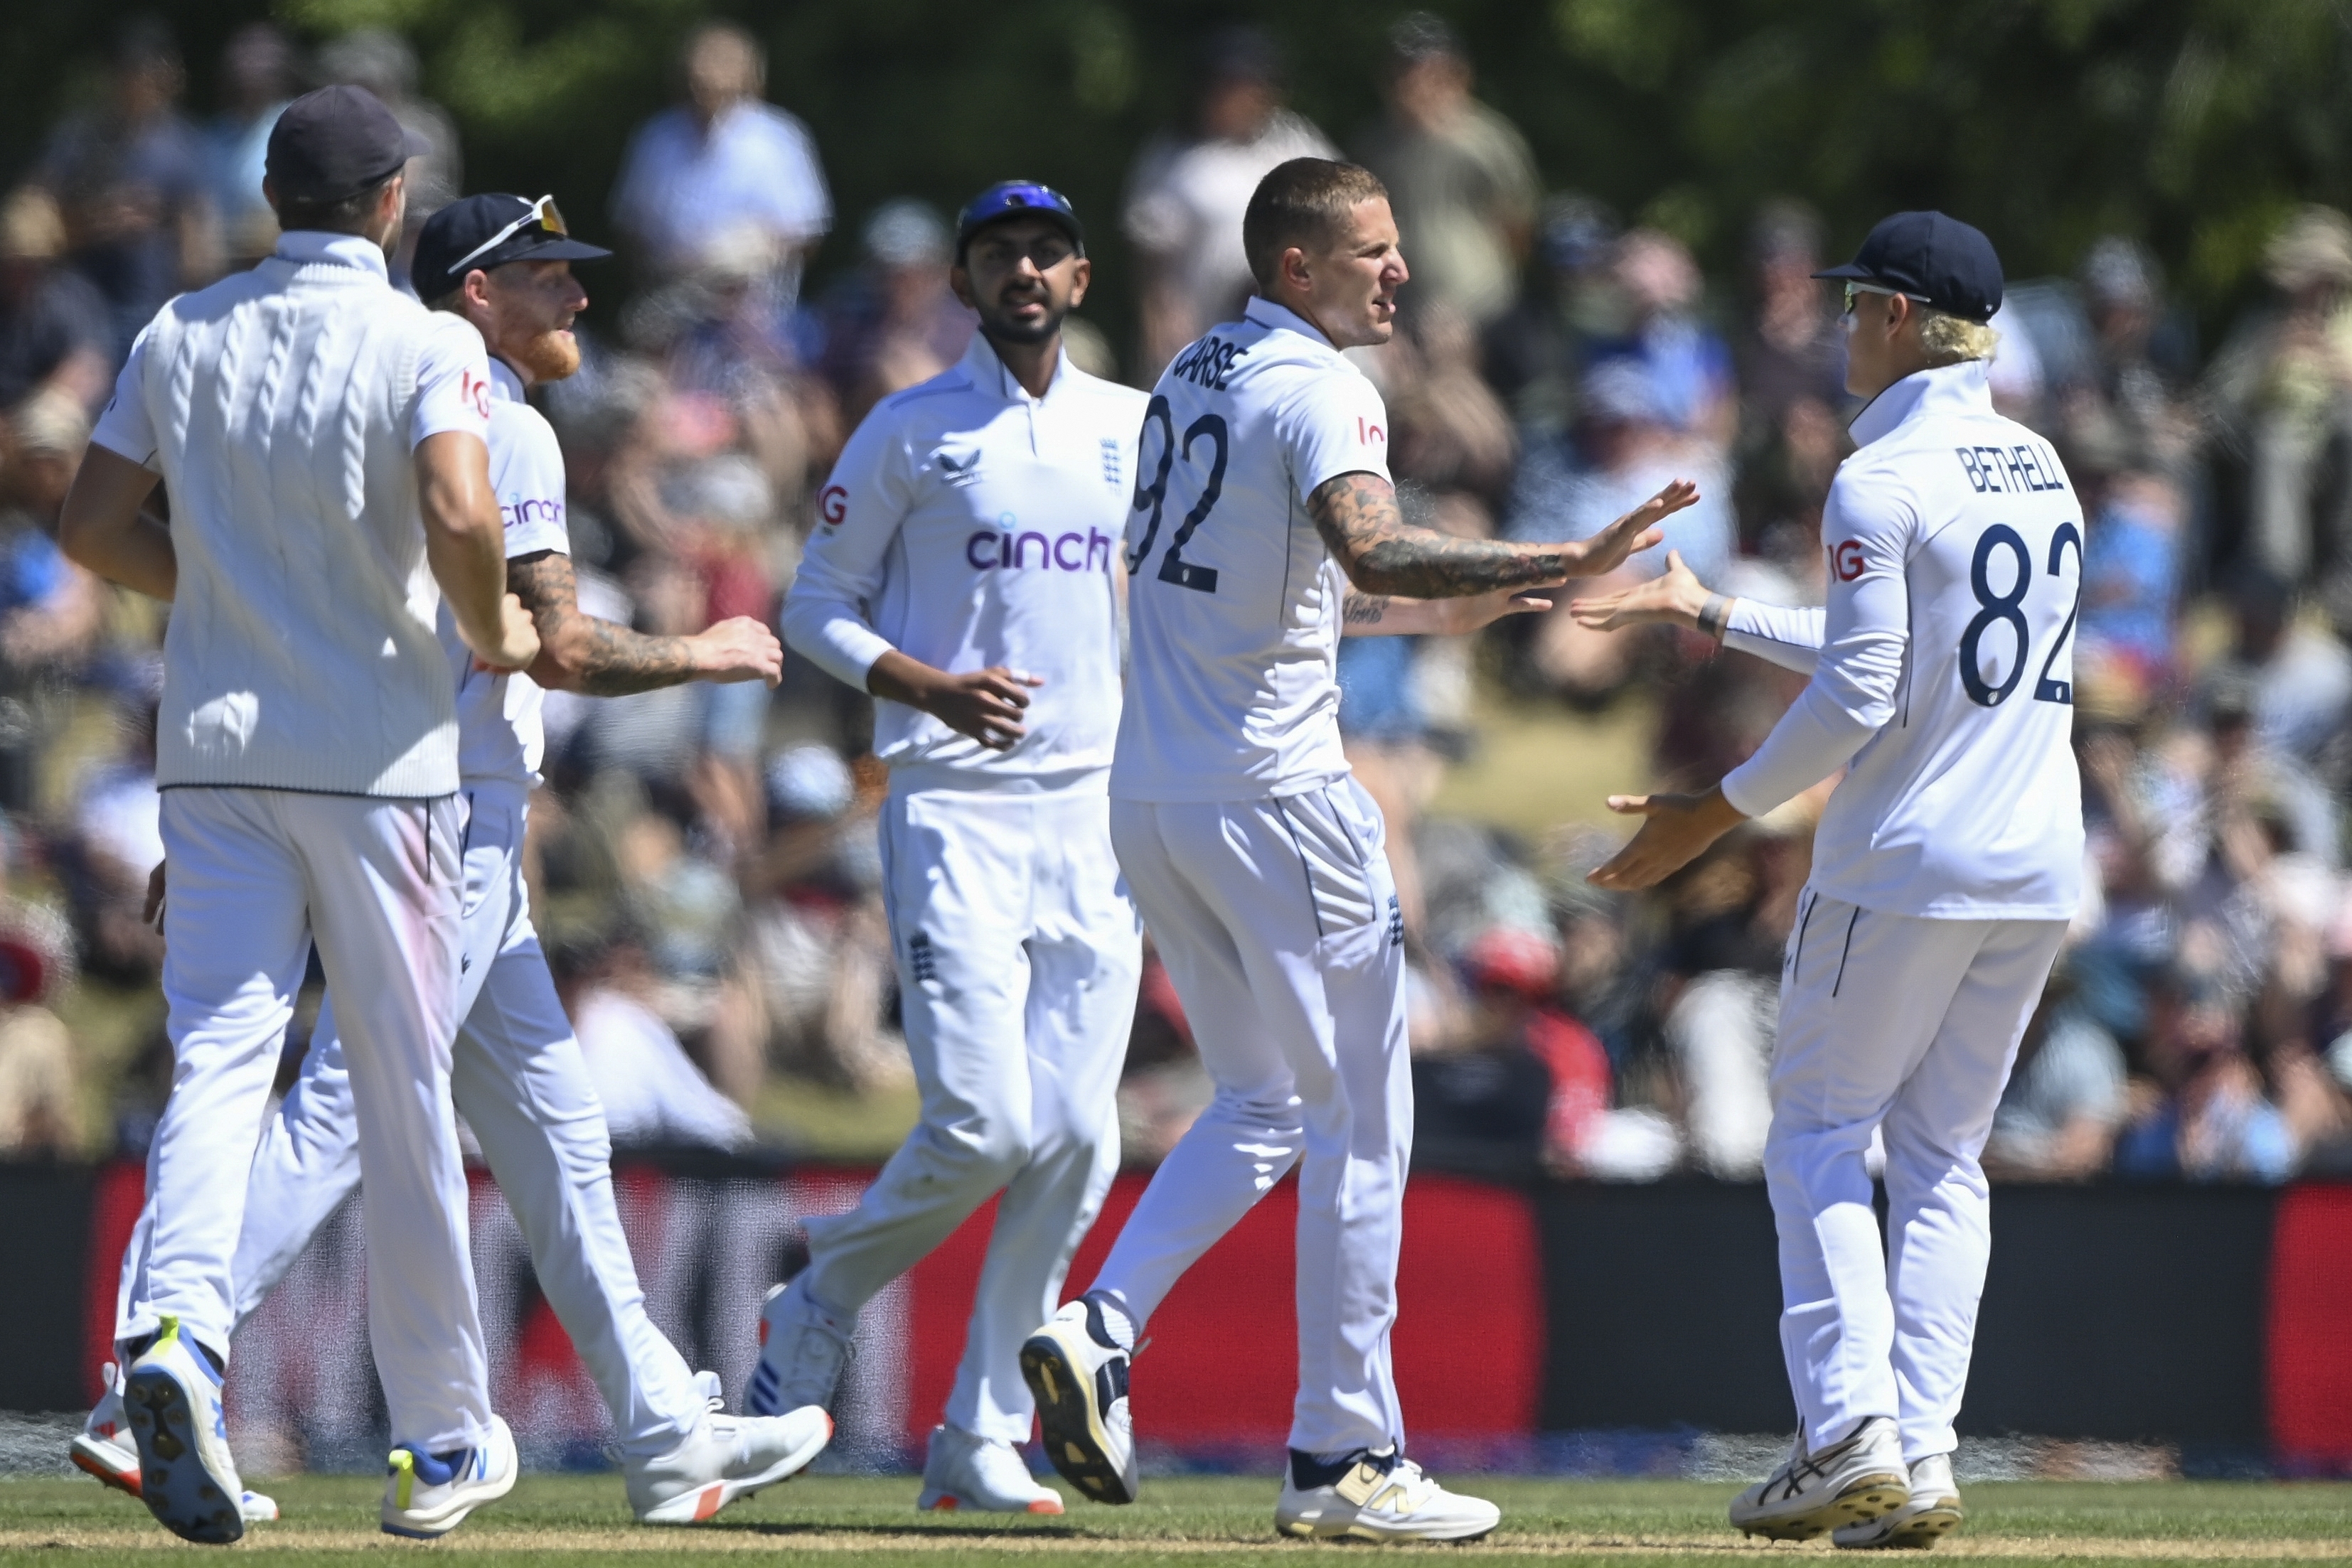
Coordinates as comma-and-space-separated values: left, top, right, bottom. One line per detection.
1357, 415, 1386, 444
503, 496, 563, 530
818, 485, 848, 526
966, 529, 1118, 571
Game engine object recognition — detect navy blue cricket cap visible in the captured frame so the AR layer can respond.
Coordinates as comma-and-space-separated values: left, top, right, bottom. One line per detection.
953, 181, 1084, 259
1815, 210, 2004, 324
265, 85, 431, 205
411, 193, 611, 301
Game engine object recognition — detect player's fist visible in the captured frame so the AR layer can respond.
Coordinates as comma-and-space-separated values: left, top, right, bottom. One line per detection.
695, 617, 786, 687
921, 665, 1043, 751
1565, 479, 1698, 577
471, 592, 542, 673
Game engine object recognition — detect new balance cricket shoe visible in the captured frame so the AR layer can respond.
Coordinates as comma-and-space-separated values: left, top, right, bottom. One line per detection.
1020, 1296, 1136, 1505
1833, 1452, 1964, 1550
746, 1276, 854, 1417
380, 1414, 517, 1538
71, 1365, 279, 1523
122, 1319, 246, 1544
626, 1395, 833, 1524
1729, 1417, 1910, 1541
1274, 1451, 1500, 1542
917, 1423, 1064, 1513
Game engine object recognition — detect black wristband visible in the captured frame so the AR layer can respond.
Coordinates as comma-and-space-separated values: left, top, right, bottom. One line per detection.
1698, 592, 1731, 641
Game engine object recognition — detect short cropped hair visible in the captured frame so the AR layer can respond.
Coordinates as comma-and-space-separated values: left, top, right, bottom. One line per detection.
1918, 308, 2001, 367
1242, 159, 1389, 291
272, 171, 397, 238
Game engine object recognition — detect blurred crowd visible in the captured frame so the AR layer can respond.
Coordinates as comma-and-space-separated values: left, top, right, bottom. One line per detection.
5, 12, 2352, 1187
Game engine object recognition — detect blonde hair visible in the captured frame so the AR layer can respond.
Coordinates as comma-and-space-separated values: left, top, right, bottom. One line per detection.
1918, 308, 2000, 366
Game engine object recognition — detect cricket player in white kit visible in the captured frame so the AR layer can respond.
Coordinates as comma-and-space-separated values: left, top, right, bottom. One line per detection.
73, 192, 830, 1530
59, 87, 544, 1545
1019, 159, 1696, 1542
1577, 212, 2085, 1548
757, 182, 1144, 1514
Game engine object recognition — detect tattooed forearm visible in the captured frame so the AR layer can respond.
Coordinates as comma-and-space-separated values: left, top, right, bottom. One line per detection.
1341, 589, 1390, 625
507, 550, 705, 697
1309, 473, 1564, 598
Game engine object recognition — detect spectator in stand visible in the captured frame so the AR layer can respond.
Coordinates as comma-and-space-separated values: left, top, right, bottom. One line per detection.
316, 29, 461, 224
31, 18, 218, 360
0, 189, 114, 416
1591, 228, 1737, 448
813, 200, 977, 426
1481, 195, 1619, 439
555, 928, 754, 1149
201, 23, 299, 267
2067, 237, 2198, 477
1504, 358, 1734, 700
2115, 970, 2298, 1183
0, 931, 75, 1156
2201, 205, 2352, 601
1984, 979, 2129, 1179
1121, 26, 1334, 375
1731, 200, 1848, 559
2195, 567, 2352, 791
1352, 12, 1538, 331
0, 393, 106, 675
611, 23, 831, 310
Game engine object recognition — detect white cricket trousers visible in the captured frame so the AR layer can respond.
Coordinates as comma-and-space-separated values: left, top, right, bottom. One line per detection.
798, 785, 1139, 1445
113, 784, 707, 1459
118, 786, 492, 1454
1095, 779, 1411, 1458
1768, 889, 2065, 1463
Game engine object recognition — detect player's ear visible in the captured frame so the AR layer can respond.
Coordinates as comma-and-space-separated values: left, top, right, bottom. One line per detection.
947, 262, 978, 311
1067, 256, 1091, 310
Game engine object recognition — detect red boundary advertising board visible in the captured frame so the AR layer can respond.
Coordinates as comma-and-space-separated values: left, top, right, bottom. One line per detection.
79, 1161, 1544, 1451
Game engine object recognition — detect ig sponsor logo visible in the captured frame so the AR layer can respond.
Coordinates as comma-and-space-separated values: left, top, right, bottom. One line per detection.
819, 485, 848, 527
1832, 539, 1866, 582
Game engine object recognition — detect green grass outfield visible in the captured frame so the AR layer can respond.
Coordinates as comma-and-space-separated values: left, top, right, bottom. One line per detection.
6, 1474, 2352, 1565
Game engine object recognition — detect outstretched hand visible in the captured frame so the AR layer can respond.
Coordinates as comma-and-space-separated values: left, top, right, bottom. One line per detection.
1566, 479, 1699, 578
1587, 787, 1748, 891
1571, 549, 1713, 633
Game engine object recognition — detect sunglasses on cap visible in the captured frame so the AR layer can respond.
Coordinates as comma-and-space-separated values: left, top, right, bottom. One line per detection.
449, 194, 569, 274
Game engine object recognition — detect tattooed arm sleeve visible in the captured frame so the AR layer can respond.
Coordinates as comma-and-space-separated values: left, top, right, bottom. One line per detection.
508, 549, 705, 697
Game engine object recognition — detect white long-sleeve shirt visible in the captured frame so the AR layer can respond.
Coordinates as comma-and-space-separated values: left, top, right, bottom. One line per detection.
781, 333, 1145, 793
1718, 360, 2085, 920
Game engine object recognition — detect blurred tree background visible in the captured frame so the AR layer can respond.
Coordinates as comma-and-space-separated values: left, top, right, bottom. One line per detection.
6, 0, 2352, 361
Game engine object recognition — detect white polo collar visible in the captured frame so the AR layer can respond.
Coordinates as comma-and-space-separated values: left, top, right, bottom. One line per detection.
488, 356, 527, 406
274, 230, 390, 281
958, 330, 1070, 407
1849, 359, 1994, 448
1242, 295, 1336, 349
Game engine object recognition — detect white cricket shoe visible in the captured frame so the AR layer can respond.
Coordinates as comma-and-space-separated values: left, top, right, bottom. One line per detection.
122, 1319, 246, 1544
1833, 1452, 1964, 1550
917, 1424, 1064, 1514
1730, 1417, 1910, 1541
746, 1277, 853, 1417
380, 1413, 518, 1538
73, 1360, 281, 1523
628, 1392, 833, 1524
1020, 1297, 1136, 1505
1276, 1454, 1500, 1542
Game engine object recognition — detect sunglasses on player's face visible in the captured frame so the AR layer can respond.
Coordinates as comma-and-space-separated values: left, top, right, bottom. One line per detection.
1840, 280, 1925, 321
450, 195, 568, 273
